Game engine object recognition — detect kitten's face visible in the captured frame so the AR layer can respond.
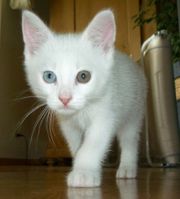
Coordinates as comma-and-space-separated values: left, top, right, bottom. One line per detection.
22, 10, 116, 115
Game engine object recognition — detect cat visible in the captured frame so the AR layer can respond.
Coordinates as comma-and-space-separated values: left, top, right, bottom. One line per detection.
21, 9, 147, 187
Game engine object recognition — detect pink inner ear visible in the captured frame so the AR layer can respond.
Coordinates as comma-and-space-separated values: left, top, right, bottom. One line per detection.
101, 21, 115, 52
23, 17, 48, 54
84, 11, 116, 53
24, 23, 38, 53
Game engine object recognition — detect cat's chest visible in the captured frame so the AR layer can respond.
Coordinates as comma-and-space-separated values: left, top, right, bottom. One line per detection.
60, 109, 91, 133
73, 111, 90, 131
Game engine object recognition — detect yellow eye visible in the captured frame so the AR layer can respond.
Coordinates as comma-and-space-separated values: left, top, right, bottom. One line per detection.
76, 71, 91, 84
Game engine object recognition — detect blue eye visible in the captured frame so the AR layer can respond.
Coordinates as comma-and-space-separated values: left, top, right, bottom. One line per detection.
43, 71, 57, 83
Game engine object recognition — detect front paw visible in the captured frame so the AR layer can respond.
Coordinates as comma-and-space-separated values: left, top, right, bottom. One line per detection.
116, 164, 137, 179
67, 170, 101, 187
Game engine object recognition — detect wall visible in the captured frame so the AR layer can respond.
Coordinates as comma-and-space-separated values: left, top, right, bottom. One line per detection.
0, 0, 49, 160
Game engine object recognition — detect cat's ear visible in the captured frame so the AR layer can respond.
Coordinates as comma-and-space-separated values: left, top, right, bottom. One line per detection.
82, 10, 116, 53
22, 10, 51, 55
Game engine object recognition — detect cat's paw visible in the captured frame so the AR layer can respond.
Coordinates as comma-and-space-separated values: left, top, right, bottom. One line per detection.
67, 170, 101, 187
116, 164, 137, 179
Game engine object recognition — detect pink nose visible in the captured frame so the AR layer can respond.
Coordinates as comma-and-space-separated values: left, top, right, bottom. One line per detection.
59, 96, 72, 106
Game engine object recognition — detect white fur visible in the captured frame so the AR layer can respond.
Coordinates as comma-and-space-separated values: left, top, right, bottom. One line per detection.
22, 10, 147, 187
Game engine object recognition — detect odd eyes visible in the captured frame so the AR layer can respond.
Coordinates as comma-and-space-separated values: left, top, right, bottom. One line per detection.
43, 71, 57, 83
76, 71, 91, 83
43, 70, 91, 84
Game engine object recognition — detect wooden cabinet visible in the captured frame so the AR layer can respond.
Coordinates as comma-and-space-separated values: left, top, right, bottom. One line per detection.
50, 0, 141, 60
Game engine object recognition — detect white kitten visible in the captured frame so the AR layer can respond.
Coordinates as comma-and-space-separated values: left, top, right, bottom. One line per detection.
22, 10, 147, 187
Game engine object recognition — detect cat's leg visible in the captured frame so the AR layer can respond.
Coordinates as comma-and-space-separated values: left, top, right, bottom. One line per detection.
67, 118, 115, 187
60, 122, 83, 157
116, 118, 142, 179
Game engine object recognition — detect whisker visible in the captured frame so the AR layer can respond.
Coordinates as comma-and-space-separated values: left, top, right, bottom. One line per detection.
35, 107, 49, 148
13, 95, 45, 102
49, 110, 56, 146
45, 110, 51, 144
29, 106, 48, 150
14, 103, 46, 136
16, 88, 32, 98
46, 110, 56, 146
36, 107, 49, 151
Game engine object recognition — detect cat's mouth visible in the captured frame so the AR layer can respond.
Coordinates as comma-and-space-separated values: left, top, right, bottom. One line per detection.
56, 105, 77, 115
47, 99, 83, 115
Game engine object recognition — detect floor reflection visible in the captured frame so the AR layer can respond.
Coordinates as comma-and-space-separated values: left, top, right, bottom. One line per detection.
116, 179, 138, 199
65, 169, 180, 199
67, 187, 102, 199
66, 180, 137, 199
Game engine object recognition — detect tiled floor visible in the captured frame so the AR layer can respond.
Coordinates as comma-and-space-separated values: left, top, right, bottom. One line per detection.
0, 166, 180, 198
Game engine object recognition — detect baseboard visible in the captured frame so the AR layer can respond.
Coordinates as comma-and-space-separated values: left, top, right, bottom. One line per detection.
0, 157, 72, 166
0, 158, 41, 165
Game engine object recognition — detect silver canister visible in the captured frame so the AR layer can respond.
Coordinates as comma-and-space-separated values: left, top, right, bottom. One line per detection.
142, 30, 180, 165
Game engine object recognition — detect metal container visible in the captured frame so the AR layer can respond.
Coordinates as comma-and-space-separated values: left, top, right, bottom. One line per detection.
142, 30, 180, 165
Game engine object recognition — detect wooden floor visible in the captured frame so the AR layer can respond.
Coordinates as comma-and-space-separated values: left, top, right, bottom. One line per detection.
0, 166, 180, 199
